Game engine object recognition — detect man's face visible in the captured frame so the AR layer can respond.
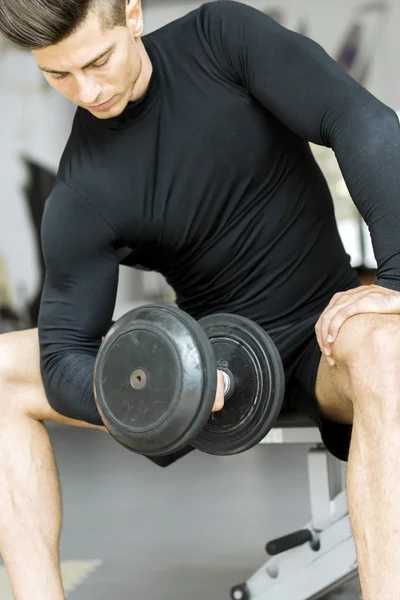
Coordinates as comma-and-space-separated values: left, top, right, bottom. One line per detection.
32, 9, 145, 119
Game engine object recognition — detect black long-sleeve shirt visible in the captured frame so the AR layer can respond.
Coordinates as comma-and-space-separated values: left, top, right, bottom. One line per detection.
39, 0, 400, 424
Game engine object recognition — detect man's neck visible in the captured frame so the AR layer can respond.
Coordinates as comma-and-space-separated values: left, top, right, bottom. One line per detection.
131, 38, 153, 103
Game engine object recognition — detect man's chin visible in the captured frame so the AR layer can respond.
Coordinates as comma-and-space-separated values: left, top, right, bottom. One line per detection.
89, 109, 118, 120
86, 96, 128, 119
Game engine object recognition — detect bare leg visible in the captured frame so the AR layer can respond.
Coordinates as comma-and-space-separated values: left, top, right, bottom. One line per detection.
316, 314, 400, 599
0, 329, 104, 600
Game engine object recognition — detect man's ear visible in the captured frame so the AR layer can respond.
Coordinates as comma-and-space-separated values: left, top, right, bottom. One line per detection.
126, 0, 143, 37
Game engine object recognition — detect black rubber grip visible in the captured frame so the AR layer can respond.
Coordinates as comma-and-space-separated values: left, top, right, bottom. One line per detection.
266, 529, 313, 556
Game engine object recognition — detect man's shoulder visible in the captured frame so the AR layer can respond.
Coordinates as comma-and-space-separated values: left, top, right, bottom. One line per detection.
193, 1, 257, 50
55, 109, 93, 188
41, 179, 109, 246
140, 1, 250, 70
44, 180, 87, 216
142, 1, 245, 44
142, 5, 201, 43
198, 1, 251, 24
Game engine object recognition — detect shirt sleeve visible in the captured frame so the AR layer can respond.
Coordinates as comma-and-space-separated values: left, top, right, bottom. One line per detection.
200, 0, 400, 290
38, 181, 119, 425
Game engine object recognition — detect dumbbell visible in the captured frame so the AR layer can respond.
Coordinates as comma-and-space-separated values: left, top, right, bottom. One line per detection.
93, 305, 285, 457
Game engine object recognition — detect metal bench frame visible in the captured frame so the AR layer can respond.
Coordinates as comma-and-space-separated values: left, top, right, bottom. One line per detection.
231, 410, 358, 600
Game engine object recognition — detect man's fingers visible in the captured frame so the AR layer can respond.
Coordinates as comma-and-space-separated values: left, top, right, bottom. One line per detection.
316, 286, 400, 367
324, 292, 343, 311
326, 303, 359, 343
212, 371, 225, 412
315, 289, 372, 362
324, 286, 368, 311
326, 294, 397, 342
319, 289, 375, 348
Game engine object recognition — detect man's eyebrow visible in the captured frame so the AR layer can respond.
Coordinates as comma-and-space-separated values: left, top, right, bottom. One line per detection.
38, 44, 115, 75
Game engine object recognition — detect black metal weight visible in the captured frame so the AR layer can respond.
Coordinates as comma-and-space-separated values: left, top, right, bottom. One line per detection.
193, 313, 285, 455
94, 305, 285, 457
94, 305, 217, 456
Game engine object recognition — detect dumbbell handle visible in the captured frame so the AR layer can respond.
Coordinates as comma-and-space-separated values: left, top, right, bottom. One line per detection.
221, 370, 234, 399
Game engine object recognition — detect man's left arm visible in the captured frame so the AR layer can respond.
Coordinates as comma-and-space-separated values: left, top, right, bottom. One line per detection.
202, 0, 400, 289
201, 0, 400, 354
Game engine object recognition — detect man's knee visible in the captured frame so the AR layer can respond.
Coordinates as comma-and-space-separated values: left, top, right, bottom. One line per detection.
331, 313, 400, 361
0, 328, 40, 377
331, 314, 400, 416
0, 329, 42, 417
0, 336, 14, 385
0, 329, 105, 430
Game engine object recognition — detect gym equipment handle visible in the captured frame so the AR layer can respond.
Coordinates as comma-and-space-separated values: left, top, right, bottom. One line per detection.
266, 528, 313, 556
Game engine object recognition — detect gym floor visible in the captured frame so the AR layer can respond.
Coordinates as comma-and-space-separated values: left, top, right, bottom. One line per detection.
0, 425, 361, 599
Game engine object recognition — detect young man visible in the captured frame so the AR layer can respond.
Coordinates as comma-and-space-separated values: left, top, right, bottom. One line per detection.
0, 0, 400, 598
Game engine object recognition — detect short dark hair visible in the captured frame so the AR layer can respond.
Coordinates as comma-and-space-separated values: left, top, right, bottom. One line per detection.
0, 0, 126, 50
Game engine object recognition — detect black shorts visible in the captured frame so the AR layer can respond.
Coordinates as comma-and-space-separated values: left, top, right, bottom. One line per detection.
268, 314, 353, 463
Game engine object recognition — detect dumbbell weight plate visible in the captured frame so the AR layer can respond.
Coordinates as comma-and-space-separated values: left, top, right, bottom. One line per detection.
94, 305, 217, 457
193, 314, 285, 456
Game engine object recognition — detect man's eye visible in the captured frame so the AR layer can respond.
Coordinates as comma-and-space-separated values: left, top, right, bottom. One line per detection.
93, 57, 110, 68
52, 73, 68, 81
49, 56, 111, 81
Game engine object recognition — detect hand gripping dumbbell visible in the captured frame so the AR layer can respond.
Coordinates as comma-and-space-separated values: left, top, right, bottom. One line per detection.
94, 305, 285, 457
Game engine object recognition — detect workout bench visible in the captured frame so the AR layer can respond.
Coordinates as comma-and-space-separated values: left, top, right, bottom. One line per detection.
230, 408, 358, 600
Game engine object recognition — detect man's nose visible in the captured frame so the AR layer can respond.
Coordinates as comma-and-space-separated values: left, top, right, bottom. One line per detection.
77, 75, 102, 106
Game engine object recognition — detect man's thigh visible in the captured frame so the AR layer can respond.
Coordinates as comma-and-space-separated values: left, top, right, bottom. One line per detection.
315, 353, 354, 425
0, 328, 105, 430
